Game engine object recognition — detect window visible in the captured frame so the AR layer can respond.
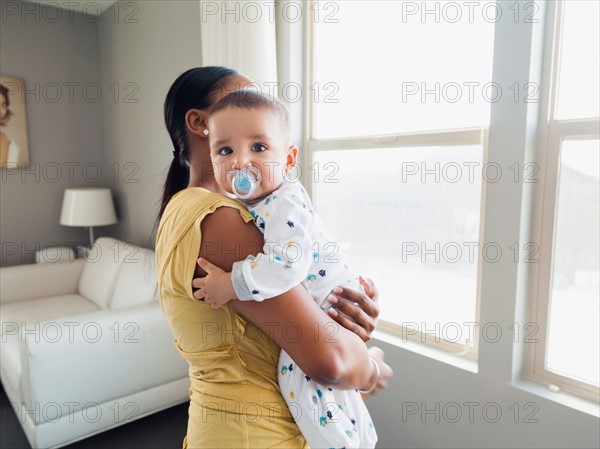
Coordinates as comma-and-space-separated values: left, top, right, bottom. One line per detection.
305, 1, 496, 354
312, 1, 494, 138
529, 0, 599, 401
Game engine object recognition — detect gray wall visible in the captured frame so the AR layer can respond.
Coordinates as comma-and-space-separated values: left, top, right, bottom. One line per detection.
368, 338, 599, 448
0, 0, 109, 266
0, 0, 201, 265
96, 0, 203, 248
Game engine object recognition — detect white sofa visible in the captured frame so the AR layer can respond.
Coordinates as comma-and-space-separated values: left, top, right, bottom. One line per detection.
0, 237, 189, 449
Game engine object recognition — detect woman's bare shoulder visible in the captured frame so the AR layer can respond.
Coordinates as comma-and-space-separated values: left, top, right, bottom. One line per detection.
197, 205, 262, 273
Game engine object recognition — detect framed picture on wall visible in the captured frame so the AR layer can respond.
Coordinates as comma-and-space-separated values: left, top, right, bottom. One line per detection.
1, 76, 30, 168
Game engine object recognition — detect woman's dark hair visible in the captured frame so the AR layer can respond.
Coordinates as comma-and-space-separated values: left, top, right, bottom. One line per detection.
157, 67, 238, 222
0, 84, 15, 123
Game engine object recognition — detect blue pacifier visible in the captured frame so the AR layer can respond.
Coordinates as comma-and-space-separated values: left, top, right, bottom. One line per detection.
227, 166, 261, 199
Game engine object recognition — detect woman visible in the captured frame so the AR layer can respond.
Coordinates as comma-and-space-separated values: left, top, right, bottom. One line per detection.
0, 83, 23, 168
155, 67, 393, 448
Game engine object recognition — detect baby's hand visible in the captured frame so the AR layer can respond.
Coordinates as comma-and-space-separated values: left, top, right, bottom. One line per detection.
195, 258, 236, 309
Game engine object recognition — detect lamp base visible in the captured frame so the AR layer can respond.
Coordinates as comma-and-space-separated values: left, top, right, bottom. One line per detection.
75, 245, 91, 259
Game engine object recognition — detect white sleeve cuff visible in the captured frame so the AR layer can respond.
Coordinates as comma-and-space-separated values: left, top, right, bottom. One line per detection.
231, 259, 258, 301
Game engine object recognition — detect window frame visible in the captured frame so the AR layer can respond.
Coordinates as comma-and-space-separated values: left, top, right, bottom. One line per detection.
527, 0, 600, 402
301, 0, 489, 359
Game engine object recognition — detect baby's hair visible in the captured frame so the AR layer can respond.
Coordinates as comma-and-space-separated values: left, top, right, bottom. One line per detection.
209, 89, 291, 142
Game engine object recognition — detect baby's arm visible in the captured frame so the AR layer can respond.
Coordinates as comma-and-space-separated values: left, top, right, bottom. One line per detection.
231, 194, 314, 301
199, 195, 314, 308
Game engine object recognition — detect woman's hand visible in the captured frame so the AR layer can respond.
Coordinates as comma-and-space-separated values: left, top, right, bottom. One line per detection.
326, 276, 380, 342
360, 346, 393, 398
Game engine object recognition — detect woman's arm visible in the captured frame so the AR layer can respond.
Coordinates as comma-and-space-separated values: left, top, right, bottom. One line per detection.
192, 206, 392, 390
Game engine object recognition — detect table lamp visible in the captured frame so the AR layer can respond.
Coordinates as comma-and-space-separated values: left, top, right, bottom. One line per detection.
60, 188, 117, 246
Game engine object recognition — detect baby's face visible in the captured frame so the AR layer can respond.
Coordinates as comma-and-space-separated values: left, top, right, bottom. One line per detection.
209, 107, 294, 200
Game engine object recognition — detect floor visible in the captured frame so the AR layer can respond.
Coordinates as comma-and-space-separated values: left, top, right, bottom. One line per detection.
0, 384, 189, 449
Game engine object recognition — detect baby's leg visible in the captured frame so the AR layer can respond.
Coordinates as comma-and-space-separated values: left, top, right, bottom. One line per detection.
317, 278, 378, 448
335, 388, 378, 448
278, 350, 361, 449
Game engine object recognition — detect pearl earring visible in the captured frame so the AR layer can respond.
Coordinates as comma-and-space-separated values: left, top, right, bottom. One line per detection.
203, 129, 209, 136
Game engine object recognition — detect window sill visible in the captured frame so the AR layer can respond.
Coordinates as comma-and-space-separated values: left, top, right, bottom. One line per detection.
372, 329, 478, 374
512, 378, 600, 418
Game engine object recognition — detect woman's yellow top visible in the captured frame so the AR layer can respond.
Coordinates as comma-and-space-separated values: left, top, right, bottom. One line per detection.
155, 187, 308, 449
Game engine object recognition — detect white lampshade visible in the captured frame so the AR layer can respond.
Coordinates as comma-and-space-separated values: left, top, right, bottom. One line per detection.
60, 188, 117, 245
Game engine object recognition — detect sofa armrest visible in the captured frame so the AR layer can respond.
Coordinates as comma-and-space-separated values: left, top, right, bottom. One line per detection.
20, 302, 188, 421
0, 260, 86, 304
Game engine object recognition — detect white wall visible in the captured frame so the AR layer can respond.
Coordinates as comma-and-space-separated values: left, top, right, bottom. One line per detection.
96, 0, 203, 247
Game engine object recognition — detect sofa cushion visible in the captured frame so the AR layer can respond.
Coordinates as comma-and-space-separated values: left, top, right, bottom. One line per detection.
78, 237, 127, 309
110, 248, 159, 309
0, 294, 100, 337
0, 294, 100, 403
0, 259, 85, 303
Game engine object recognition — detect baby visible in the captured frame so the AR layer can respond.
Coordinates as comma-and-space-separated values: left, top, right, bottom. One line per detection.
199, 89, 377, 449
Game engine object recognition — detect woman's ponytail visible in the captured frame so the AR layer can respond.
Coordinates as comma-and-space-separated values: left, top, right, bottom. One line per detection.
158, 155, 189, 220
